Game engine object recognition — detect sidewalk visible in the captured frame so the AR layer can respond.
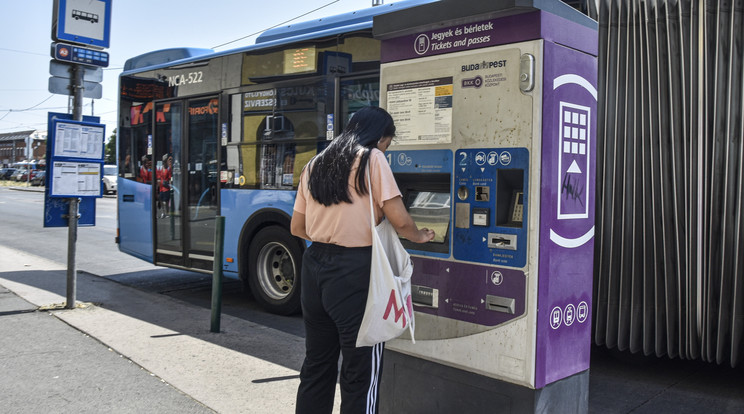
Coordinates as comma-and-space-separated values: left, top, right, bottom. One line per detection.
0, 245, 337, 414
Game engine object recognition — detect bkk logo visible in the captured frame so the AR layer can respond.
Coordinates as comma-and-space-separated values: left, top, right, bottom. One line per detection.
462, 76, 483, 89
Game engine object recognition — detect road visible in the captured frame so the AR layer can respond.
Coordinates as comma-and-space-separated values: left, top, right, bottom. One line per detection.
0, 186, 304, 337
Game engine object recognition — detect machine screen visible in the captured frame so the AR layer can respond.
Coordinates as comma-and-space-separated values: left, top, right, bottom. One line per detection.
404, 190, 450, 244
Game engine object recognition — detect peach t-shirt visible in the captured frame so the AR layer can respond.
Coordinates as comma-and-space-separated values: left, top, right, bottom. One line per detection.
293, 149, 401, 247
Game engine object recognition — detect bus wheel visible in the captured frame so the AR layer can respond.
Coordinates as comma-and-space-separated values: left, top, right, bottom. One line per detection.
247, 226, 302, 315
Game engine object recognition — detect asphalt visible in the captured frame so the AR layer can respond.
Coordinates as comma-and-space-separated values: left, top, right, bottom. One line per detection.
1, 185, 743, 413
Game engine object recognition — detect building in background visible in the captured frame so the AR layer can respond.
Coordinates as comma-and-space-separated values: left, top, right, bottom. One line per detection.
0, 130, 47, 168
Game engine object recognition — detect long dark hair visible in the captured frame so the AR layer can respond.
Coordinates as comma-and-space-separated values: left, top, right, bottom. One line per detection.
307, 107, 396, 206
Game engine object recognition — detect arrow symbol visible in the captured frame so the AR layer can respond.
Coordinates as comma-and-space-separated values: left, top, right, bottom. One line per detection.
567, 160, 582, 174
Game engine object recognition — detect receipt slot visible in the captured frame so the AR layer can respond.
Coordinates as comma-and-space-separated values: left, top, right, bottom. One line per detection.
374, 1, 597, 412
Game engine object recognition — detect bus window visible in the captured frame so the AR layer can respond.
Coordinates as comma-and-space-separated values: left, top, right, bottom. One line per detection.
236, 80, 329, 190
121, 102, 153, 183
340, 76, 380, 125
260, 143, 296, 189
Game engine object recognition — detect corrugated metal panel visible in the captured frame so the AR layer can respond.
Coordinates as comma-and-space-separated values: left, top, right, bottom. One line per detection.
592, 0, 743, 367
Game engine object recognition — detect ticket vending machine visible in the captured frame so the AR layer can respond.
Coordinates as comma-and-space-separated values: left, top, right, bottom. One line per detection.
373, 1, 598, 412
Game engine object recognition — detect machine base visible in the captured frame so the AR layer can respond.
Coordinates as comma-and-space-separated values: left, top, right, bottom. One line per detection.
380, 350, 589, 414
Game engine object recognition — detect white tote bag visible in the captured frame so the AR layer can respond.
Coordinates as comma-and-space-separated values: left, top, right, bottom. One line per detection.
356, 166, 415, 347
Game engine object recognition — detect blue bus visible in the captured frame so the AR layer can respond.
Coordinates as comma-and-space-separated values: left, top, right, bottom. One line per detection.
116, 0, 435, 315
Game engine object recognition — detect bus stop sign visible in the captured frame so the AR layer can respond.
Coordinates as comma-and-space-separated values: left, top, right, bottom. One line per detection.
52, 0, 112, 49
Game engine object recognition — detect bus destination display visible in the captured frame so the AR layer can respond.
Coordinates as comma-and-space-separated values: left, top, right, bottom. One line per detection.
283, 47, 316, 74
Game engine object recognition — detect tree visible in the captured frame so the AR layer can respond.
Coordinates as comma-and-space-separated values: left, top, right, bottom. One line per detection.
105, 129, 116, 164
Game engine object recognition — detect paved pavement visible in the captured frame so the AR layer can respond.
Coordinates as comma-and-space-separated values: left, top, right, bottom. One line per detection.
1, 184, 743, 413
0, 244, 328, 414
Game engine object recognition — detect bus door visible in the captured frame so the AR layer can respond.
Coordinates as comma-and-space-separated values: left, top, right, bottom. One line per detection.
153, 97, 219, 272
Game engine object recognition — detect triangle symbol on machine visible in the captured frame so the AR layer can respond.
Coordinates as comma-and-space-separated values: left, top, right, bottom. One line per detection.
567, 160, 582, 174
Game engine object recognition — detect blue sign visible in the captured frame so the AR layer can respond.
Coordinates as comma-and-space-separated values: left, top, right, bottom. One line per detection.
54, 43, 109, 67
43, 112, 101, 228
53, 0, 112, 49
44, 196, 97, 228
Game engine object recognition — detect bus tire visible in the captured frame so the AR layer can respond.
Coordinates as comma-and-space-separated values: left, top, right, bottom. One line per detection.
247, 225, 302, 315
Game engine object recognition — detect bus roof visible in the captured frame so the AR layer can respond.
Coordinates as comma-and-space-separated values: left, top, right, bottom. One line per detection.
122, 0, 437, 75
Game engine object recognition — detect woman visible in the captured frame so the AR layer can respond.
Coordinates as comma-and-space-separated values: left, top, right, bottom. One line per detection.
291, 107, 435, 414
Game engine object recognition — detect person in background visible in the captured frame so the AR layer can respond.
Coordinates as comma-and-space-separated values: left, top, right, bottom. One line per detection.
157, 154, 172, 218
139, 155, 152, 184
290, 107, 435, 414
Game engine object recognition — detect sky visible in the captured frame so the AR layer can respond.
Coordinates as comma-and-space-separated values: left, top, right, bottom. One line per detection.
0, 0, 406, 141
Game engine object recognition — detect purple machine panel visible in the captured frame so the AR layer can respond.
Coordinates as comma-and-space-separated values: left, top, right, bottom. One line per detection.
380, 11, 597, 64
412, 257, 526, 327
535, 41, 597, 388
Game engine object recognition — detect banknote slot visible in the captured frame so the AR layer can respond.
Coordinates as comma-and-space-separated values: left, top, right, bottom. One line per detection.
412, 285, 439, 308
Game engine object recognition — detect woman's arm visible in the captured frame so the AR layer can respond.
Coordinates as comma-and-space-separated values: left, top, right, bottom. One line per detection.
289, 210, 310, 240
290, 211, 310, 241
382, 196, 435, 243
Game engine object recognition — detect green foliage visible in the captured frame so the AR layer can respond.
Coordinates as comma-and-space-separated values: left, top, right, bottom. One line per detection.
105, 129, 116, 164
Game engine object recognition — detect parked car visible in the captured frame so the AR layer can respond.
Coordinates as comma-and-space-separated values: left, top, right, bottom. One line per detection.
0, 167, 16, 179
30, 170, 46, 186
102, 164, 117, 194
12, 169, 29, 181
14, 169, 43, 182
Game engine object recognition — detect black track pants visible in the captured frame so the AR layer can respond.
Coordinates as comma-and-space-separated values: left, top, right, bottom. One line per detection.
295, 242, 384, 414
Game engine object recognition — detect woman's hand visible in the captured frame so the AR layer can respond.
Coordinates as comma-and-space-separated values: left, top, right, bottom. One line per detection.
382, 196, 436, 244
414, 228, 436, 243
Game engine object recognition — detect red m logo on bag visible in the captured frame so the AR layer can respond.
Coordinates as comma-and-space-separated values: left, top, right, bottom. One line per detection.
383, 290, 410, 327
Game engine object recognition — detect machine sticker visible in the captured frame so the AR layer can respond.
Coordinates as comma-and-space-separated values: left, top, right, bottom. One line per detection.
549, 301, 590, 330
475, 151, 486, 166
577, 301, 589, 323
326, 113, 334, 140
557, 102, 591, 219
413, 21, 497, 56
550, 306, 563, 330
490, 271, 503, 286
396, 153, 412, 166
563, 303, 576, 326
499, 151, 512, 166
387, 77, 453, 144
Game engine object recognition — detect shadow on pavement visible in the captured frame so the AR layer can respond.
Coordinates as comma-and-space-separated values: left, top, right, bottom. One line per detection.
0, 269, 306, 374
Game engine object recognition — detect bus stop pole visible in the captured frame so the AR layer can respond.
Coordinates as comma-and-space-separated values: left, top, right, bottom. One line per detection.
65, 64, 84, 310
211, 216, 226, 332
65, 198, 79, 309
